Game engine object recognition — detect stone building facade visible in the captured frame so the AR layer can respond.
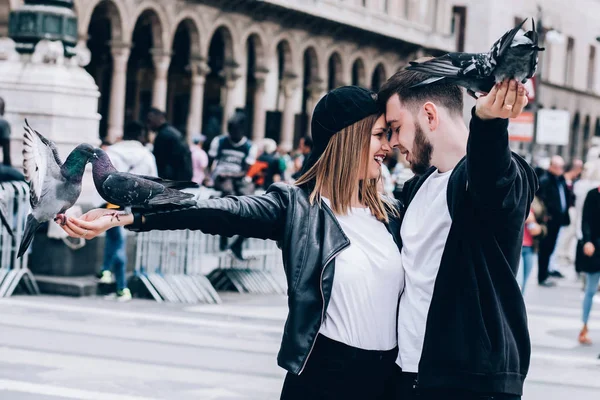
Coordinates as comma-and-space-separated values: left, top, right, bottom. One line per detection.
458, 0, 600, 163
0, 0, 457, 152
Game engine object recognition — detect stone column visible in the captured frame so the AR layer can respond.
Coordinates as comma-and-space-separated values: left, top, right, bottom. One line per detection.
306, 79, 326, 136
280, 74, 299, 152
186, 58, 210, 144
252, 67, 269, 141
107, 43, 130, 142
151, 49, 171, 111
219, 63, 241, 134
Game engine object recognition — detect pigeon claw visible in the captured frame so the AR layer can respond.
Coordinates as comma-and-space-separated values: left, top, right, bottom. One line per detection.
108, 211, 127, 222
54, 214, 67, 226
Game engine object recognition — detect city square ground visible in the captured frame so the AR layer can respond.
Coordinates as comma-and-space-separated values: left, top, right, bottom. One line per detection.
0, 271, 599, 399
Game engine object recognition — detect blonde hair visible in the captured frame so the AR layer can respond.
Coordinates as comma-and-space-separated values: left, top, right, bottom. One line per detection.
295, 114, 394, 222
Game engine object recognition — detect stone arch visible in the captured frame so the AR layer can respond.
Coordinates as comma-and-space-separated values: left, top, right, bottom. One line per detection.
303, 46, 320, 84
242, 29, 268, 68
351, 57, 367, 87
129, 2, 169, 52
327, 52, 343, 90
270, 33, 299, 74
206, 22, 238, 63
78, 0, 127, 42
170, 16, 202, 57
371, 62, 387, 91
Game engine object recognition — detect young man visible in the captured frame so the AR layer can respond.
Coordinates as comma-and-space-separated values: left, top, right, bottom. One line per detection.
379, 69, 538, 399
146, 108, 193, 181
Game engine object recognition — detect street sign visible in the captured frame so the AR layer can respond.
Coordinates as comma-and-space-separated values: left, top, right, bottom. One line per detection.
509, 111, 534, 142
536, 109, 571, 145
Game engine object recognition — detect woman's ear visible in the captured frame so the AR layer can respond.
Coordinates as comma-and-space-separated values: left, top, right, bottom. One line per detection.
422, 102, 439, 132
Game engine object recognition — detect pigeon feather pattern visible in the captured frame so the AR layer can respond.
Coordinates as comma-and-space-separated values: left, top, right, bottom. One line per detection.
406, 19, 543, 98
19, 121, 95, 257
90, 148, 198, 213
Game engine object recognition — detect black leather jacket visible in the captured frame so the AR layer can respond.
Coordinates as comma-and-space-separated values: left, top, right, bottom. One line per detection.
128, 183, 403, 374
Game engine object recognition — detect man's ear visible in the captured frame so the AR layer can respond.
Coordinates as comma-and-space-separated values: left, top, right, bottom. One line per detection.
422, 102, 439, 131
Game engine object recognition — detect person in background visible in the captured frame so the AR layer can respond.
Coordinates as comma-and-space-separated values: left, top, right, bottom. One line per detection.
247, 138, 285, 190
537, 156, 570, 286
0, 97, 11, 167
208, 111, 257, 260
99, 121, 158, 302
578, 186, 600, 345
190, 134, 209, 185
553, 159, 584, 272
574, 161, 600, 278
520, 197, 545, 294
146, 108, 193, 181
292, 136, 313, 179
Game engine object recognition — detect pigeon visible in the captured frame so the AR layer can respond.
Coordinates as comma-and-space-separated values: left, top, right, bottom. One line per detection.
406, 18, 544, 98
19, 121, 96, 257
0, 190, 13, 237
89, 148, 198, 218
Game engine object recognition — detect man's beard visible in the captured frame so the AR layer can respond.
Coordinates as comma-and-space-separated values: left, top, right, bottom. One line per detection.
410, 122, 433, 175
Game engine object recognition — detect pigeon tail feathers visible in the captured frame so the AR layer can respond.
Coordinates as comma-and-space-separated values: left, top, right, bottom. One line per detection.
18, 214, 41, 258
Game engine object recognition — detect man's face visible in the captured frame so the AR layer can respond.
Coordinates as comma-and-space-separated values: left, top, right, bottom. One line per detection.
146, 114, 160, 132
386, 94, 433, 174
548, 158, 565, 177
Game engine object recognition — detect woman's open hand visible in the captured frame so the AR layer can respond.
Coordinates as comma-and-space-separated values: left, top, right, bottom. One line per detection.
57, 208, 134, 239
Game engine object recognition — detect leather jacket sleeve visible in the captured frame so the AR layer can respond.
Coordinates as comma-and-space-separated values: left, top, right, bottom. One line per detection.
126, 184, 291, 242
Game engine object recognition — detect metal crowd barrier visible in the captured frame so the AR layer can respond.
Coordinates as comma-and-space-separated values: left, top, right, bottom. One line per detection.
0, 181, 40, 297
133, 187, 286, 303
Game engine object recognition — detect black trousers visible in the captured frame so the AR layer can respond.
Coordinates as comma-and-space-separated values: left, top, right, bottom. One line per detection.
538, 221, 562, 283
280, 334, 398, 400
392, 368, 521, 400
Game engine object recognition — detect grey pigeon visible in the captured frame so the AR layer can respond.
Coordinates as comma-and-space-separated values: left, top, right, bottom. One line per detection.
407, 19, 544, 98
18, 121, 95, 258
89, 148, 197, 217
0, 190, 13, 236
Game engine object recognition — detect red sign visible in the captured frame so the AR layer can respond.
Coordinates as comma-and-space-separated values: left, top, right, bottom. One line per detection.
508, 111, 534, 142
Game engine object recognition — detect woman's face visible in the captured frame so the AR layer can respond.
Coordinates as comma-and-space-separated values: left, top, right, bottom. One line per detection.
367, 115, 391, 180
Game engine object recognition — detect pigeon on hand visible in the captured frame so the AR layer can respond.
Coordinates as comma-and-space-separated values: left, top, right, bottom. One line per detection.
406, 18, 544, 98
19, 121, 96, 257
89, 148, 198, 219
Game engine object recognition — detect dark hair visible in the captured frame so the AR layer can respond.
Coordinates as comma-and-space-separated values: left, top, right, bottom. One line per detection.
301, 136, 313, 149
147, 107, 166, 118
227, 110, 247, 134
123, 121, 145, 140
378, 64, 464, 117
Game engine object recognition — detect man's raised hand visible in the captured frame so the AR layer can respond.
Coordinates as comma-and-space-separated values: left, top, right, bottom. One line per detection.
475, 79, 528, 121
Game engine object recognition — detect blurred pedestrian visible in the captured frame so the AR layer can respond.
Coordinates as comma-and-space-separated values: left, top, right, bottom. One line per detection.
99, 121, 158, 301
520, 197, 545, 294
208, 110, 257, 260
537, 155, 570, 286
146, 108, 193, 181
59, 86, 404, 400
292, 136, 313, 179
0, 97, 25, 183
574, 161, 600, 276
247, 138, 285, 190
190, 134, 209, 185
577, 187, 600, 344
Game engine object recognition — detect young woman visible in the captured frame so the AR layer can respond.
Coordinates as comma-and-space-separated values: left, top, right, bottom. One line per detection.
61, 86, 404, 400
577, 186, 600, 345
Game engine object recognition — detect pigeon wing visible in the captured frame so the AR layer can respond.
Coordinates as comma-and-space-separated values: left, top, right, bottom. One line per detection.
22, 122, 63, 208
133, 175, 199, 190
101, 172, 166, 207
489, 19, 527, 62
146, 189, 194, 206
407, 53, 494, 78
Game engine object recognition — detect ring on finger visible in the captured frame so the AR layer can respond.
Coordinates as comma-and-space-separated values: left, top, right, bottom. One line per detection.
504, 104, 514, 110
82, 229, 88, 238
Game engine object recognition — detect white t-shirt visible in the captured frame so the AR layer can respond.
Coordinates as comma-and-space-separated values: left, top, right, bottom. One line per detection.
397, 169, 453, 372
319, 199, 404, 351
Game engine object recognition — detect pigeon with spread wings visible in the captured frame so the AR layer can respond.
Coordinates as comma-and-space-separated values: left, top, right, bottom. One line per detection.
90, 148, 198, 218
18, 121, 95, 257
406, 19, 544, 98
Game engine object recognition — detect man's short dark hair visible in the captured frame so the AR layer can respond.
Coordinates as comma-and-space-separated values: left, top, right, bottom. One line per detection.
147, 108, 166, 118
301, 136, 313, 149
123, 121, 145, 141
378, 63, 464, 117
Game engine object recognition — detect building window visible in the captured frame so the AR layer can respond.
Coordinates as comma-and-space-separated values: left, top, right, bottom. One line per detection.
362, 0, 367, 7
565, 37, 575, 86
451, 6, 467, 52
383, 0, 389, 12
588, 45, 596, 91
